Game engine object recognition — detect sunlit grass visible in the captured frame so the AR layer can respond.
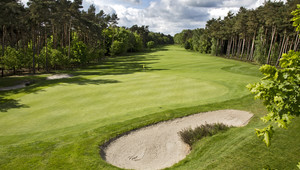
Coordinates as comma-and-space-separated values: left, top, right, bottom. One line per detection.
0, 45, 298, 169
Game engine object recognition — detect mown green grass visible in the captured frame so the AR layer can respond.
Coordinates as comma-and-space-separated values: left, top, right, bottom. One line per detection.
0, 45, 299, 169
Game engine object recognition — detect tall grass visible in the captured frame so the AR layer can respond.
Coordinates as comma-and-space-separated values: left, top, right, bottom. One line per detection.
178, 123, 230, 146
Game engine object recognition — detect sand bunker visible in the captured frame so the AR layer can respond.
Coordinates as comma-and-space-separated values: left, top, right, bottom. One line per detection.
0, 74, 72, 91
0, 83, 27, 91
46, 74, 72, 80
102, 110, 253, 170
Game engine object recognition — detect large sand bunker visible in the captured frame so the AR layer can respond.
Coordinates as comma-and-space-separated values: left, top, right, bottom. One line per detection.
102, 110, 253, 170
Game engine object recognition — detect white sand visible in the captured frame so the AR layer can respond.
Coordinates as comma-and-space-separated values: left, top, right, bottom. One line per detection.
0, 83, 27, 91
0, 74, 72, 91
46, 74, 72, 80
103, 110, 253, 170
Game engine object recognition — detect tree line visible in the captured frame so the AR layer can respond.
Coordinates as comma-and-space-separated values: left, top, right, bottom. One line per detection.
0, 0, 173, 76
174, 0, 300, 66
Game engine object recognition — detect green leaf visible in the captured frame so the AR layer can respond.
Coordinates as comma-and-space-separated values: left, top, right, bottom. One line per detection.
276, 119, 287, 129
261, 115, 271, 123
263, 131, 271, 147
255, 125, 274, 147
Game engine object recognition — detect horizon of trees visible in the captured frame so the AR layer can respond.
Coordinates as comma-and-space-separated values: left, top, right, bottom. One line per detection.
0, 0, 174, 77
174, 0, 300, 66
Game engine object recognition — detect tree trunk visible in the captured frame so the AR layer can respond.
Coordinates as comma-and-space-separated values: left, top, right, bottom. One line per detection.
269, 32, 278, 65
1, 25, 5, 77
267, 26, 276, 64
37, 27, 41, 71
231, 37, 235, 58
263, 28, 268, 46
276, 34, 286, 66
246, 38, 251, 60
236, 38, 240, 58
227, 37, 233, 57
240, 38, 246, 60
32, 27, 36, 74
283, 36, 289, 54
52, 24, 57, 49
249, 34, 256, 61
68, 21, 71, 59
2, 25, 5, 57
293, 32, 299, 51
45, 28, 48, 72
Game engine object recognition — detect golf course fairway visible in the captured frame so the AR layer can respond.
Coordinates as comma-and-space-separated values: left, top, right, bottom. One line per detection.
0, 45, 299, 169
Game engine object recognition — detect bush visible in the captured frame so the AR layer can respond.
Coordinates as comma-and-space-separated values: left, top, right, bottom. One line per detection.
178, 123, 230, 147
71, 41, 87, 65
110, 40, 124, 56
147, 41, 155, 49
184, 39, 192, 50
2, 46, 21, 72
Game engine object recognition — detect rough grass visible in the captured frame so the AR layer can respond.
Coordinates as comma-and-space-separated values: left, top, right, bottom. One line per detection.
179, 123, 230, 146
0, 45, 299, 169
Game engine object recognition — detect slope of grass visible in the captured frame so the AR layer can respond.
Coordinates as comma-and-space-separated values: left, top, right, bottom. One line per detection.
0, 45, 298, 169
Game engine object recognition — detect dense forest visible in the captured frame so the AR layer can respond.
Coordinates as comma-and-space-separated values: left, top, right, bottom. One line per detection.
0, 0, 174, 76
174, 0, 300, 66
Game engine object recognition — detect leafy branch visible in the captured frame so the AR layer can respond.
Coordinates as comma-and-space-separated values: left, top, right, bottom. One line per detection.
247, 50, 300, 147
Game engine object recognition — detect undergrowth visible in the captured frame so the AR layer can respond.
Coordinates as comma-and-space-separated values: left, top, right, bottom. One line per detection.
178, 123, 230, 147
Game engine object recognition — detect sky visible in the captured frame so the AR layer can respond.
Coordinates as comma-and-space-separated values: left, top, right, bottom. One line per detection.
20, 0, 287, 35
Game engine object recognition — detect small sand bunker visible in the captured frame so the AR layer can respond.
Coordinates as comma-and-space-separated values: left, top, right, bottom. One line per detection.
102, 110, 253, 170
0, 83, 27, 91
46, 74, 72, 80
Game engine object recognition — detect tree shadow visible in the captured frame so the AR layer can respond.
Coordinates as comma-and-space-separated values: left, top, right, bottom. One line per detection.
0, 97, 28, 112
71, 51, 167, 77
0, 49, 168, 111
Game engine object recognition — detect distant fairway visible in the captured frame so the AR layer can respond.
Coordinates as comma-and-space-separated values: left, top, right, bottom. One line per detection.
0, 46, 299, 169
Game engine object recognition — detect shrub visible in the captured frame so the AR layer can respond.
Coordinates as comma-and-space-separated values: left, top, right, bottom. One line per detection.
147, 41, 155, 49
110, 40, 124, 56
178, 123, 230, 146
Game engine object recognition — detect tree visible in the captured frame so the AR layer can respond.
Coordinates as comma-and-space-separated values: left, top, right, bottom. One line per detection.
247, 5, 300, 168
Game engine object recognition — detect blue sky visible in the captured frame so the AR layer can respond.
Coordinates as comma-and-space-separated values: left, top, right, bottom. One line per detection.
20, 0, 287, 35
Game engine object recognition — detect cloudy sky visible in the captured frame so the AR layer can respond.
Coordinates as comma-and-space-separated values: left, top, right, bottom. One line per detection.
20, 0, 286, 35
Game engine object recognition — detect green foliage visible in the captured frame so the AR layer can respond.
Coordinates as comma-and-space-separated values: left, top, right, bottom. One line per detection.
147, 41, 155, 49
198, 34, 211, 54
254, 27, 266, 64
2, 46, 21, 70
178, 123, 230, 146
71, 41, 87, 65
291, 4, 300, 31
184, 39, 192, 50
110, 40, 124, 56
133, 33, 143, 52
247, 50, 300, 147
211, 38, 220, 55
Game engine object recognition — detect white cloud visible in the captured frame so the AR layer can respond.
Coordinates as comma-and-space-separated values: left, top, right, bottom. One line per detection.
20, 0, 289, 35
123, 0, 141, 4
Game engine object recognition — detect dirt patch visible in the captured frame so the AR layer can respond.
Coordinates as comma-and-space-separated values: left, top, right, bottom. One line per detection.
46, 74, 73, 80
102, 110, 253, 170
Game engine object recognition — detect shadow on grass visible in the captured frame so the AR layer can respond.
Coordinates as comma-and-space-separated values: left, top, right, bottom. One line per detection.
73, 53, 166, 77
0, 97, 29, 112
0, 50, 166, 111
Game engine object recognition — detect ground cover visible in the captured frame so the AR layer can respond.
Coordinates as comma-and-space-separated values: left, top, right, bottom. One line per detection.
0, 45, 298, 169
